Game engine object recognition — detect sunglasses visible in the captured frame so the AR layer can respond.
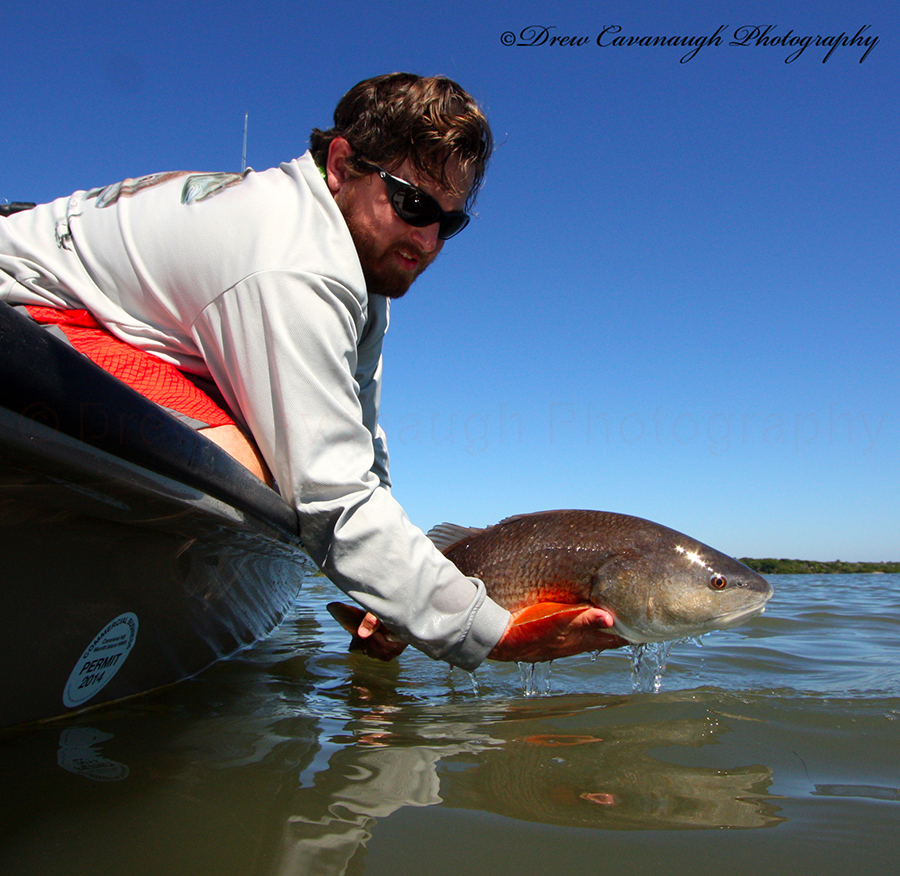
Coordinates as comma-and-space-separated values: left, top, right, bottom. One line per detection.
358, 160, 470, 240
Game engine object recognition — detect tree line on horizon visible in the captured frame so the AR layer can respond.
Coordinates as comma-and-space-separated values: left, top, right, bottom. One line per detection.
739, 558, 900, 574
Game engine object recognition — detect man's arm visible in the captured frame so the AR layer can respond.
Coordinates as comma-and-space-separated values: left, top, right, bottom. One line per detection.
190, 271, 510, 670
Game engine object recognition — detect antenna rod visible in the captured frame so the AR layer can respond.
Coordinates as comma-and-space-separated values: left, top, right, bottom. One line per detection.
241, 111, 249, 173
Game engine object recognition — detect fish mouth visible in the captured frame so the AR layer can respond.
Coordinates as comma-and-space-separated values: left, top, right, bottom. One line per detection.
612, 591, 772, 644
704, 584, 772, 623
708, 597, 770, 630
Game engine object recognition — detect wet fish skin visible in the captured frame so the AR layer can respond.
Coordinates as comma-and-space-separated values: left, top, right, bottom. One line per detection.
427, 510, 773, 644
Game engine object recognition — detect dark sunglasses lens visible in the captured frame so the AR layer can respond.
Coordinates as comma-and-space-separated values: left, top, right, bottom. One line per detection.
438, 214, 469, 240
391, 186, 440, 226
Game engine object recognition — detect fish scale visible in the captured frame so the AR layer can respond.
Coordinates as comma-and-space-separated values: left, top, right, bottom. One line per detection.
434, 511, 641, 611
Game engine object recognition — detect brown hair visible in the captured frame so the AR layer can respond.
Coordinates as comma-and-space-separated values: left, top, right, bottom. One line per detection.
310, 73, 492, 209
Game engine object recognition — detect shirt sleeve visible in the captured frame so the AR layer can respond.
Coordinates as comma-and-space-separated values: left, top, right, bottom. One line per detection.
190, 269, 510, 670
354, 296, 391, 491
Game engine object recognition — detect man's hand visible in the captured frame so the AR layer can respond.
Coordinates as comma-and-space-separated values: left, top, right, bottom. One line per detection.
327, 602, 408, 661
354, 611, 409, 661
488, 603, 628, 663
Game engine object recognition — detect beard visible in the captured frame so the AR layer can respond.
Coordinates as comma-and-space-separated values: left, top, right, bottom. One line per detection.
339, 201, 435, 299
360, 249, 428, 299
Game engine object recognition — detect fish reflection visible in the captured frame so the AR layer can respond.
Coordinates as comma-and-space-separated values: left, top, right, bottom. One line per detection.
438, 715, 785, 831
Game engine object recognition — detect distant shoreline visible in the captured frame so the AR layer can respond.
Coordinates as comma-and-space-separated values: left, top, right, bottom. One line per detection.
740, 559, 900, 574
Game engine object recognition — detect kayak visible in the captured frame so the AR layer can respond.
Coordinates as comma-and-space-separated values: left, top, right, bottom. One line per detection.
0, 300, 311, 729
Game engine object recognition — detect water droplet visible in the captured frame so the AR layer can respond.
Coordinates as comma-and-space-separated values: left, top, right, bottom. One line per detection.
517, 661, 553, 696
628, 641, 676, 693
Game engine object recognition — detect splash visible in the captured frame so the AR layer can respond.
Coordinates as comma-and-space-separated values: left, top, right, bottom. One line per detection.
474, 637, 705, 698
518, 661, 553, 697
628, 641, 677, 693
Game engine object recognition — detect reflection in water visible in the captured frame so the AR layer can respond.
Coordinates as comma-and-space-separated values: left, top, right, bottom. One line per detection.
56, 726, 129, 781
271, 745, 445, 876
439, 715, 783, 831
813, 784, 900, 802
32, 689, 782, 875
262, 680, 783, 875
4, 576, 900, 876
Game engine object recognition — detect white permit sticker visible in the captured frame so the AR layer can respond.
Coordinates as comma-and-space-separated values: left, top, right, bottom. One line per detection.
63, 613, 139, 708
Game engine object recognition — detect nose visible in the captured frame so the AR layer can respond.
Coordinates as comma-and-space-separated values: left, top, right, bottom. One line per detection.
411, 222, 441, 253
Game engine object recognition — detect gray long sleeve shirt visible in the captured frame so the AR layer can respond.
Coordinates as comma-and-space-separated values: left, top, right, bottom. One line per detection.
0, 152, 510, 669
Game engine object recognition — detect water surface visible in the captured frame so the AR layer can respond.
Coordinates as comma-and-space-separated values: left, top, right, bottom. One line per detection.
2, 574, 898, 875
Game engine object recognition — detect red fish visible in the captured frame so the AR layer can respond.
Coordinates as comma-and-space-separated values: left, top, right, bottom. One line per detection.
328, 509, 772, 655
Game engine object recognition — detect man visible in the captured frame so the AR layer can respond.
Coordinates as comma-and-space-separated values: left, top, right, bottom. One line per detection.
1, 73, 623, 668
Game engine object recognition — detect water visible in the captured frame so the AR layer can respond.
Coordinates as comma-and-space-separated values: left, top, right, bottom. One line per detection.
2, 574, 899, 875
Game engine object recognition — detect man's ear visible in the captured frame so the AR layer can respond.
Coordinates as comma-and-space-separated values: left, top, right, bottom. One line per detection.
325, 137, 354, 195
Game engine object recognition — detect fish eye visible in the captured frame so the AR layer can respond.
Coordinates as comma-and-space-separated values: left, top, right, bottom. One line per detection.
709, 575, 728, 590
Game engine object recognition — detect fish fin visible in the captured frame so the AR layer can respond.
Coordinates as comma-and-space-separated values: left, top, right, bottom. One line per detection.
520, 734, 603, 747
511, 602, 595, 628
495, 512, 538, 526
327, 601, 366, 634
495, 511, 572, 527
502, 602, 597, 649
326, 602, 369, 651
426, 522, 484, 553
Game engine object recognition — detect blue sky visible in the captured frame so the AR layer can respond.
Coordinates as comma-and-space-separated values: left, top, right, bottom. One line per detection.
3, 0, 897, 560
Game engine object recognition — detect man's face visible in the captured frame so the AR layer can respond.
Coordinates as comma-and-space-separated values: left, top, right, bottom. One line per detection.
332, 154, 473, 299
